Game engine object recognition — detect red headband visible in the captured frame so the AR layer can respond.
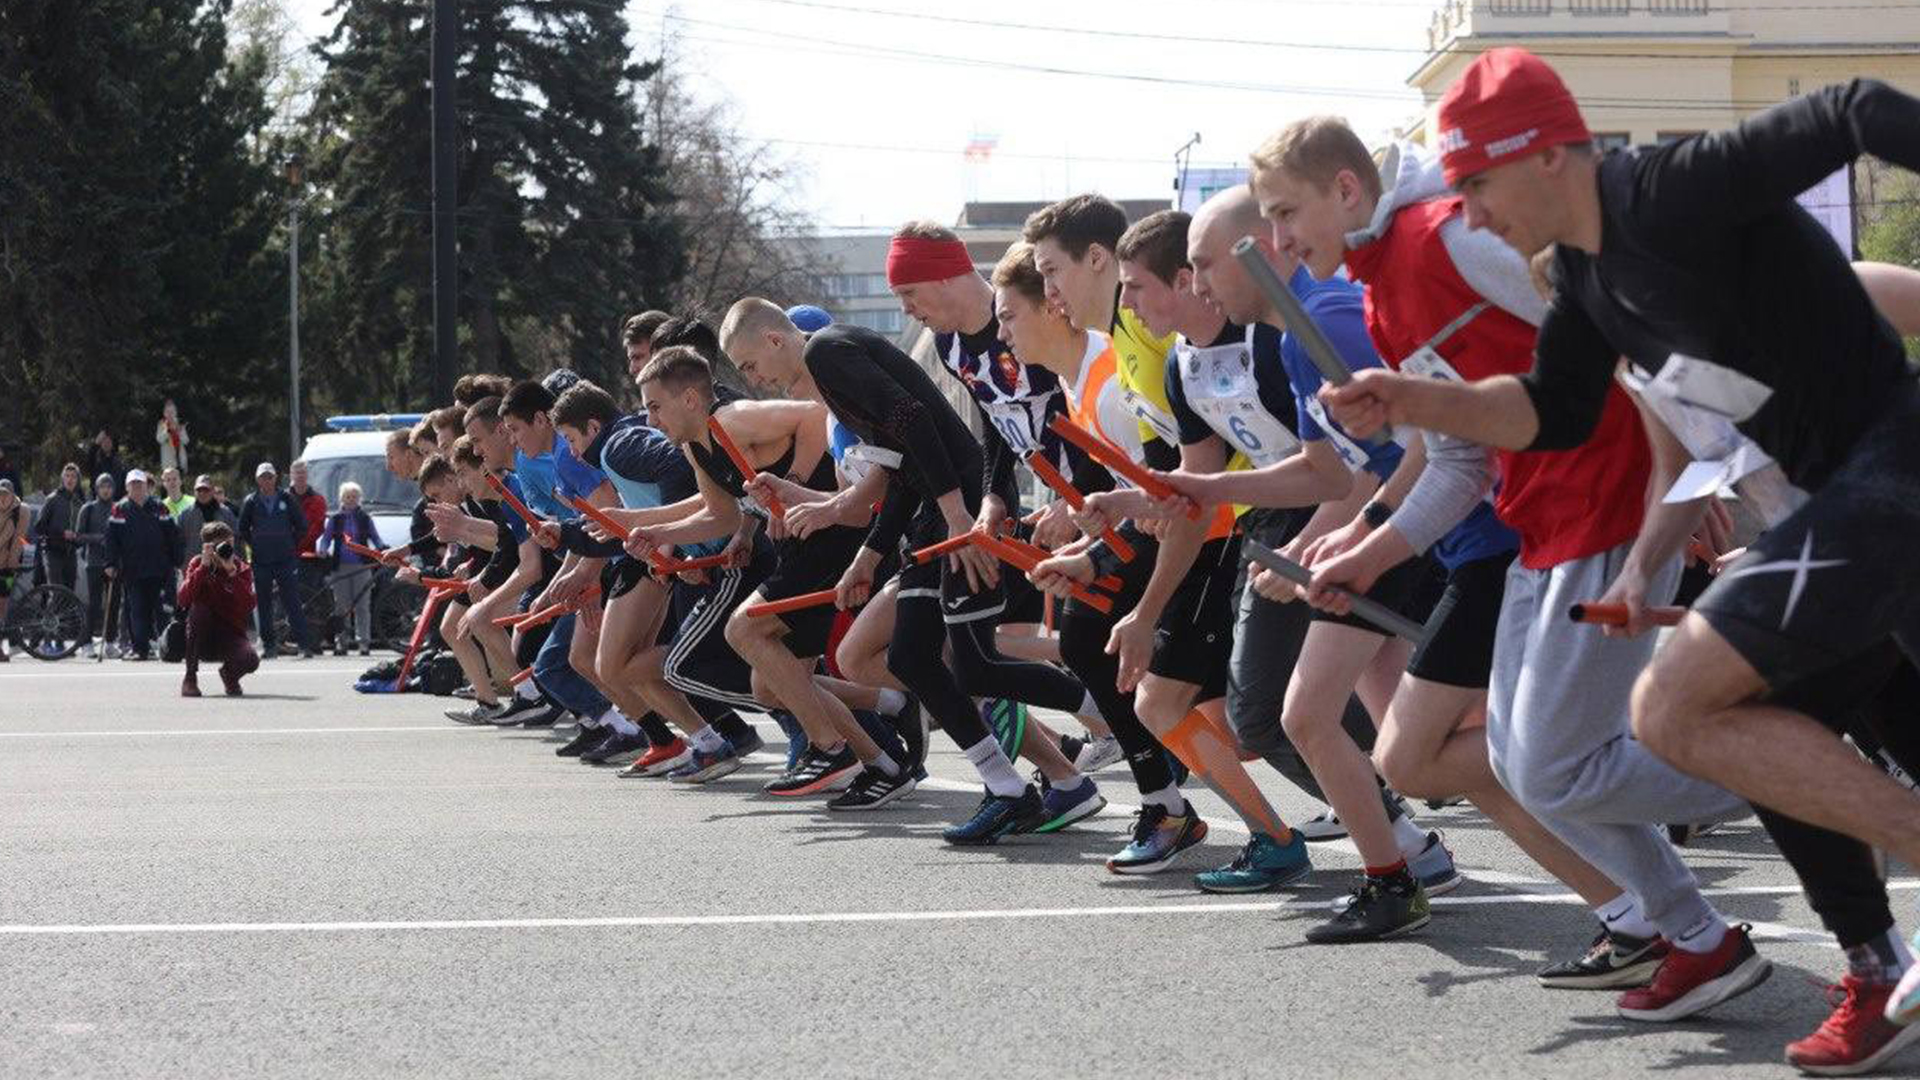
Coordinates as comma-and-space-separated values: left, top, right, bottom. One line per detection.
886, 237, 975, 288
1436, 47, 1591, 187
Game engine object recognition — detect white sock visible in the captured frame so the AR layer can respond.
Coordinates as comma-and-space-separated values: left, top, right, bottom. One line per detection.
601, 709, 639, 737
1077, 690, 1104, 721
1142, 783, 1183, 814
1597, 894, 1658, 940
1672, 911, 1731, 954
691, 726, 725, 754
1392, 813, 1430, 858
964, 737, 1027, 798
874, 688, 907, 716
870, 751, 900, 777
515, 680, 540, 701
1050, 772, 1088, 793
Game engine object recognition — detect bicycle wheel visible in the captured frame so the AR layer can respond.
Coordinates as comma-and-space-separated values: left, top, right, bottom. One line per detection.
13, 584, 86, 660
373, 579, 425, 652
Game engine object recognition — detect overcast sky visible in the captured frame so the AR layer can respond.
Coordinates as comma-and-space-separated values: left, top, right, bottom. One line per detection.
289, 0, 1436, 230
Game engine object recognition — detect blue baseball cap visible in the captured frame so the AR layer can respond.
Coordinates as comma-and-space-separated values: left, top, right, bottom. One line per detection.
786, 305, 832, 333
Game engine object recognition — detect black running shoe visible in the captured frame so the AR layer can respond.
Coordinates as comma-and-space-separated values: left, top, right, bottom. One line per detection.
942, 785, 1042, 846
826, 765, 919, 811
580, 729, 649, 766
1538, 924, 1669, 989
556, 725, 612, 758
1305, 877, 1431, 944
763, 744, 860, 796
519, 704, 563, 728
488, 695, 546, 726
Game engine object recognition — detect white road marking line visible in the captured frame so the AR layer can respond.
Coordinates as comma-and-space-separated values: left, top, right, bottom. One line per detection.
0, 666, 370, 680
5, 882, 1908, 937
0, 726, 475, 737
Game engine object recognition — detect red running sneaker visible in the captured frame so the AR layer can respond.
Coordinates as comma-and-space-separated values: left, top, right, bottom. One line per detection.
618, 738, 691, 778
1618, 923, 1771, 1022
1786, 974, 1920, 1076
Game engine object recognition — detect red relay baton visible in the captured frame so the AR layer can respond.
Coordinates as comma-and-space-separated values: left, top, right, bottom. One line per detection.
708, 416, 784, 519
1048, 415, 1199, 520
1025, 452, 1137, 562
1568, 603, 1686, 628
743, 589, 837, 618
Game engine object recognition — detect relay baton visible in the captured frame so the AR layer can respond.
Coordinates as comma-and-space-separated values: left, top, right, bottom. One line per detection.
990, 533, 1123, 593
509, 666, 534, 686
1048, 415, 1199, 520
708, 416, 784, 519
1025, 452, 1136, 562
743, 589, 838, 618
1243, 543, 1428, 644
1232, 236, 1392, 445
971, 533, 1112, 614
342, 538, 387, 562
485, 473, 543, 526
395, 588, 452, 691
1567, 603, 1686, 628
419, 576, 468, 591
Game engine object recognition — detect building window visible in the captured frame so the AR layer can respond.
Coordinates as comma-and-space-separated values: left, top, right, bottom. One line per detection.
1488, 0, 1550, 12
818, 272, 890, 299
1657, 131, 1706, 145
1594, 132, 1632, 153
844, 308, 905, 335
1569, 0, 1629, 13
1648, 0, 1711, 12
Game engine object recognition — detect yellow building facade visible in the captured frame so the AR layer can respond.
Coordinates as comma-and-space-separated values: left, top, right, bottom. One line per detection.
1407, 0, 1920, 146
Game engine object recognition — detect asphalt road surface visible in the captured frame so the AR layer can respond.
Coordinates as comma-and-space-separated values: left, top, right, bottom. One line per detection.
2, 657, 1911, 1079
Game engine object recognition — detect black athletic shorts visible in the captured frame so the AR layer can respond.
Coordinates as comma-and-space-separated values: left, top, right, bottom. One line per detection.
1405, 550, 1515, 689
1310, 551, 1441, 635
1148, 533, 1242, 700
605, 554, 653, 600
896, 507, 1005, 625
763, 523, 868, 658
659, 541, 772, 712
1697, 379, 1920, 689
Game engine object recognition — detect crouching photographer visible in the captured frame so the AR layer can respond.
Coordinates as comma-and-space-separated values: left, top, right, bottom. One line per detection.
178, 522, 260, 698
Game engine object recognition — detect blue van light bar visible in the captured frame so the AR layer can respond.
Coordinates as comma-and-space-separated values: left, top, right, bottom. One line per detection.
324, 414, 427, 433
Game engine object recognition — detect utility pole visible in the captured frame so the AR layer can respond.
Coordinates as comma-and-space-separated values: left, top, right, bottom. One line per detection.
287, 153, 305, 462
430, 0, 459, 405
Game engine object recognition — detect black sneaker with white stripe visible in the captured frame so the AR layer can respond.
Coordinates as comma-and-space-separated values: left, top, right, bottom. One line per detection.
826, 764, 918, 810
1538, 924, 1669, 989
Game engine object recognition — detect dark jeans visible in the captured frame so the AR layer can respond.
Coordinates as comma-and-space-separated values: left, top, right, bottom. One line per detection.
41, 546, 77, 590
122, 575, 163, 659
255, 559, 313, 653
185, 603, 260, 686
85, 564, 108, 641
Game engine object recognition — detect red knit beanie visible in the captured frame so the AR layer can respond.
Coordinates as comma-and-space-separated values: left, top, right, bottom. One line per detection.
1436, 48, 1592, 186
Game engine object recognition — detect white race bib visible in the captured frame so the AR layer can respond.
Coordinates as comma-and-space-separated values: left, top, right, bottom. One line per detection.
981, 398, 1046, 454
1303, 395, 1372, 474
1400, 345, 1464, 383
1179, 336, 1300, 468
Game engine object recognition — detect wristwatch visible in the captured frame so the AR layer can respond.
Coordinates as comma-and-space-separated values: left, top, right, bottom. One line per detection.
1362, 500, 1394, 530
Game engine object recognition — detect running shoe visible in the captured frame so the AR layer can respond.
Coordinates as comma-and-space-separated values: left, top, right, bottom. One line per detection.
1195, 830, 1312, 894
1537, 925, 1669, 989
1297, 808, 1347, 842
1790, 974, 1920, 1076
1408, 830, 1462, 897
446, 702, 505, 726
488, 695, 548, 726
618, 737, 691, 778
1617, 923, 1771, 1022
1027, 776, 1105, 833
581, 729, 650, 766
452, 684, 476, 700
763, 744, 860, 797
518, 703, 565, 728
555, 724, 611, 758
826, 765, 918, 810
1107, 803, 1208, 875
981, 698, 1026, 761
1667, 822, 1725, 847
943, 785, 1042, 846
668, 741, 742, 784
1305, 877, 1430, 944
1073, 735, 1124, 774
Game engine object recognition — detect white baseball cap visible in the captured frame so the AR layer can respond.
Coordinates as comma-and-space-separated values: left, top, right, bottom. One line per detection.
125, 469, 149, 485
255, 462, 278, 478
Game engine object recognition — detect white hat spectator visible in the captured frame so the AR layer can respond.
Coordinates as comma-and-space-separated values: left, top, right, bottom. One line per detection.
255, 462, 277, 478
125, 468, 149, 485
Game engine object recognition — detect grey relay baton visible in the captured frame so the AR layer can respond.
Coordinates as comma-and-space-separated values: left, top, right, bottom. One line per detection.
1243, 542, 1429, 645
1231, 236, 1393, 444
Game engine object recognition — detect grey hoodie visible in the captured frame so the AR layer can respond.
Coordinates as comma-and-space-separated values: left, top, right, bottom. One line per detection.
1349, 142, 1544, 558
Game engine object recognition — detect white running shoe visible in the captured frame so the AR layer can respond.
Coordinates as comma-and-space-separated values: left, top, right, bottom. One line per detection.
1073, 735, 1124, 774
1297, 808, 1346, 842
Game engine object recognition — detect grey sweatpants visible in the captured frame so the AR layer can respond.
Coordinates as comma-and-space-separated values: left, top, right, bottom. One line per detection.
1485, 542, 1749, 939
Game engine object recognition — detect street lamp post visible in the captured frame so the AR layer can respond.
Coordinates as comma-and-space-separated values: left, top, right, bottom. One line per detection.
287, 154, 304, 463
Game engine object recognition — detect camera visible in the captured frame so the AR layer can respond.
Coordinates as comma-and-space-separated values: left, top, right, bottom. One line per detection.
216, 541, 234, 560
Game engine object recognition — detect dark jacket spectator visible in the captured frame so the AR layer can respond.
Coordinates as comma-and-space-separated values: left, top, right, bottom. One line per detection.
76, 474, 118, 647
177, 477, 239, 558
32, 464, 87, 589
81, 434, 126, 501
104, 470, 181, 661
238, 476, 307, 566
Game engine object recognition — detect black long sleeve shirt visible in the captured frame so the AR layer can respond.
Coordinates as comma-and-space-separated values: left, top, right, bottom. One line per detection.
1524, 78, 1920, 491
804, 323, 985, 554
